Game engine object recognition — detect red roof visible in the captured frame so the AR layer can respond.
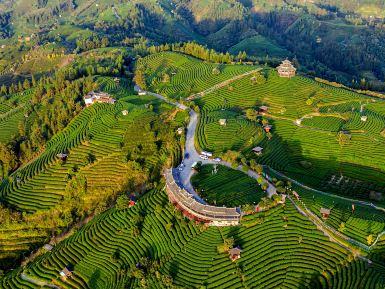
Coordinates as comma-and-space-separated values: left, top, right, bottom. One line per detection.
129, 200, 136, 207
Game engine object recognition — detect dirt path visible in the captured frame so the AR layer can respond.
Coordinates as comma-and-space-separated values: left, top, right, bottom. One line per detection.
187, 68, 262, 100
287, 195, 376, 262
21, 273, 60, 288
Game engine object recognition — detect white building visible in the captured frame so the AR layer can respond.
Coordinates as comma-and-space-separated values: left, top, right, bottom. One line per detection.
84, 91, 116, 107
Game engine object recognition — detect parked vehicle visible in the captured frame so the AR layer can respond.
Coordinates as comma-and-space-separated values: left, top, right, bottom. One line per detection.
201, 151, 213, 157
214, 158, 222, 162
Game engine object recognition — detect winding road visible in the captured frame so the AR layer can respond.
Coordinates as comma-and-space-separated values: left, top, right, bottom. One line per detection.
134, 85, 277, 203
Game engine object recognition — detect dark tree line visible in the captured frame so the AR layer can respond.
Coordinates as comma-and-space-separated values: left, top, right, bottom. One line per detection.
0, 12, 12, 39
147, 42, 247, 64
75, 36, 110, 53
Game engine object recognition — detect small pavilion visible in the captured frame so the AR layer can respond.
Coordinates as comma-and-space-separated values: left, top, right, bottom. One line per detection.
320, 208, 331, 219
252, 146, 264, 156
259, 106, 269, 114
56, 153, 68, 161
263, 125, 272, 133
177, 127, 184, 135
59, 267, 72, 280
229, 247, 242, 261
277, 60, 296, 78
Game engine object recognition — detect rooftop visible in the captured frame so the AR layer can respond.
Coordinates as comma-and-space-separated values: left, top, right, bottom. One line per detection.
229, 247, 242, 255
320, 208, 331, 214
252, 146, 264, 153
164, 169, 240, 221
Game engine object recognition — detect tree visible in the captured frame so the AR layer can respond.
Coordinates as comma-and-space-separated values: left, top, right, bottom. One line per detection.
101, 37, 109, 48
116, 194, 130, 210
0, 84, 7, 95
367, 234, 374, 245
255, 164, 263, 175
31, 75, 36, 86
155, 204, 163, 215
217, 237, 234, 253
245, 109, 258, 121
23, 79, 30, 90
162, 73, 170, 83
338, 131, 351, 146
165, 223, 173, 231
261, 119, 269, 126
222, 150, 241, 165
86, 152, 96, 164
0, 143, 17, 179
261, 182, 269, 190
212, 67, 220, 75
134, 67, 146, 89
241, 203, 254, 213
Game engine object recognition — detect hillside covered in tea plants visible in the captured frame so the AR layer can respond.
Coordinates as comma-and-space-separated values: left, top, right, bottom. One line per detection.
1, 1, 385, 288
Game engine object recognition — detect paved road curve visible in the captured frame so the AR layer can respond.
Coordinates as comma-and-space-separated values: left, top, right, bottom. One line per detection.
135, 85, 277, 203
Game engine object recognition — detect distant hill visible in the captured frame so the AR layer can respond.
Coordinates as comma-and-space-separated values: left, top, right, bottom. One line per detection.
1, 0, 385, 89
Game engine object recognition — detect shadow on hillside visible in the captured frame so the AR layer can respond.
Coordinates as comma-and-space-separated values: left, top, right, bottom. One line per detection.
298, 271, 323, 289
88, 268, 101, 288
259, 129, 385, 204
168, 259, 179, 279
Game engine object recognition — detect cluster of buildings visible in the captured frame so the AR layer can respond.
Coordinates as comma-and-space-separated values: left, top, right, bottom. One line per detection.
83, 91, 116, 107
164, 169, 241, 226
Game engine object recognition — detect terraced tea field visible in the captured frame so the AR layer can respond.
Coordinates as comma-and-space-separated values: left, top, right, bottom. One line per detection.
196, 109, 262, 153
0, 89, 34, 144
1, 50, 385, 289
0, 92, 185, 269
294, 184, 385, 245
228, 35, 291, 59
96, 76, 133, 98
1, 189, 384, 289
137, 52, 257, 98
0, 108, 25, 143
196, 69, 385, 201
1, 98, 174, 212
191, 165, 265, 207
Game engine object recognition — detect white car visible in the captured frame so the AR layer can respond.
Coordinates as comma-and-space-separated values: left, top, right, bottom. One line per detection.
199, 155, 208, 160
178, 167, 184, 171
214, 158, 222, 162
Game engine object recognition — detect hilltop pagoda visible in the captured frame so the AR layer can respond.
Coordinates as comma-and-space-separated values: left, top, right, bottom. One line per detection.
277, 60, 296, 78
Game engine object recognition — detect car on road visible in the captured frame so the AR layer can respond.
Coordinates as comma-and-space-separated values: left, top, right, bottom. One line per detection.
184, 153, 189, 159
214, 158, 222, 162
178, 167, 183, 171
199, 155, 208, 160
